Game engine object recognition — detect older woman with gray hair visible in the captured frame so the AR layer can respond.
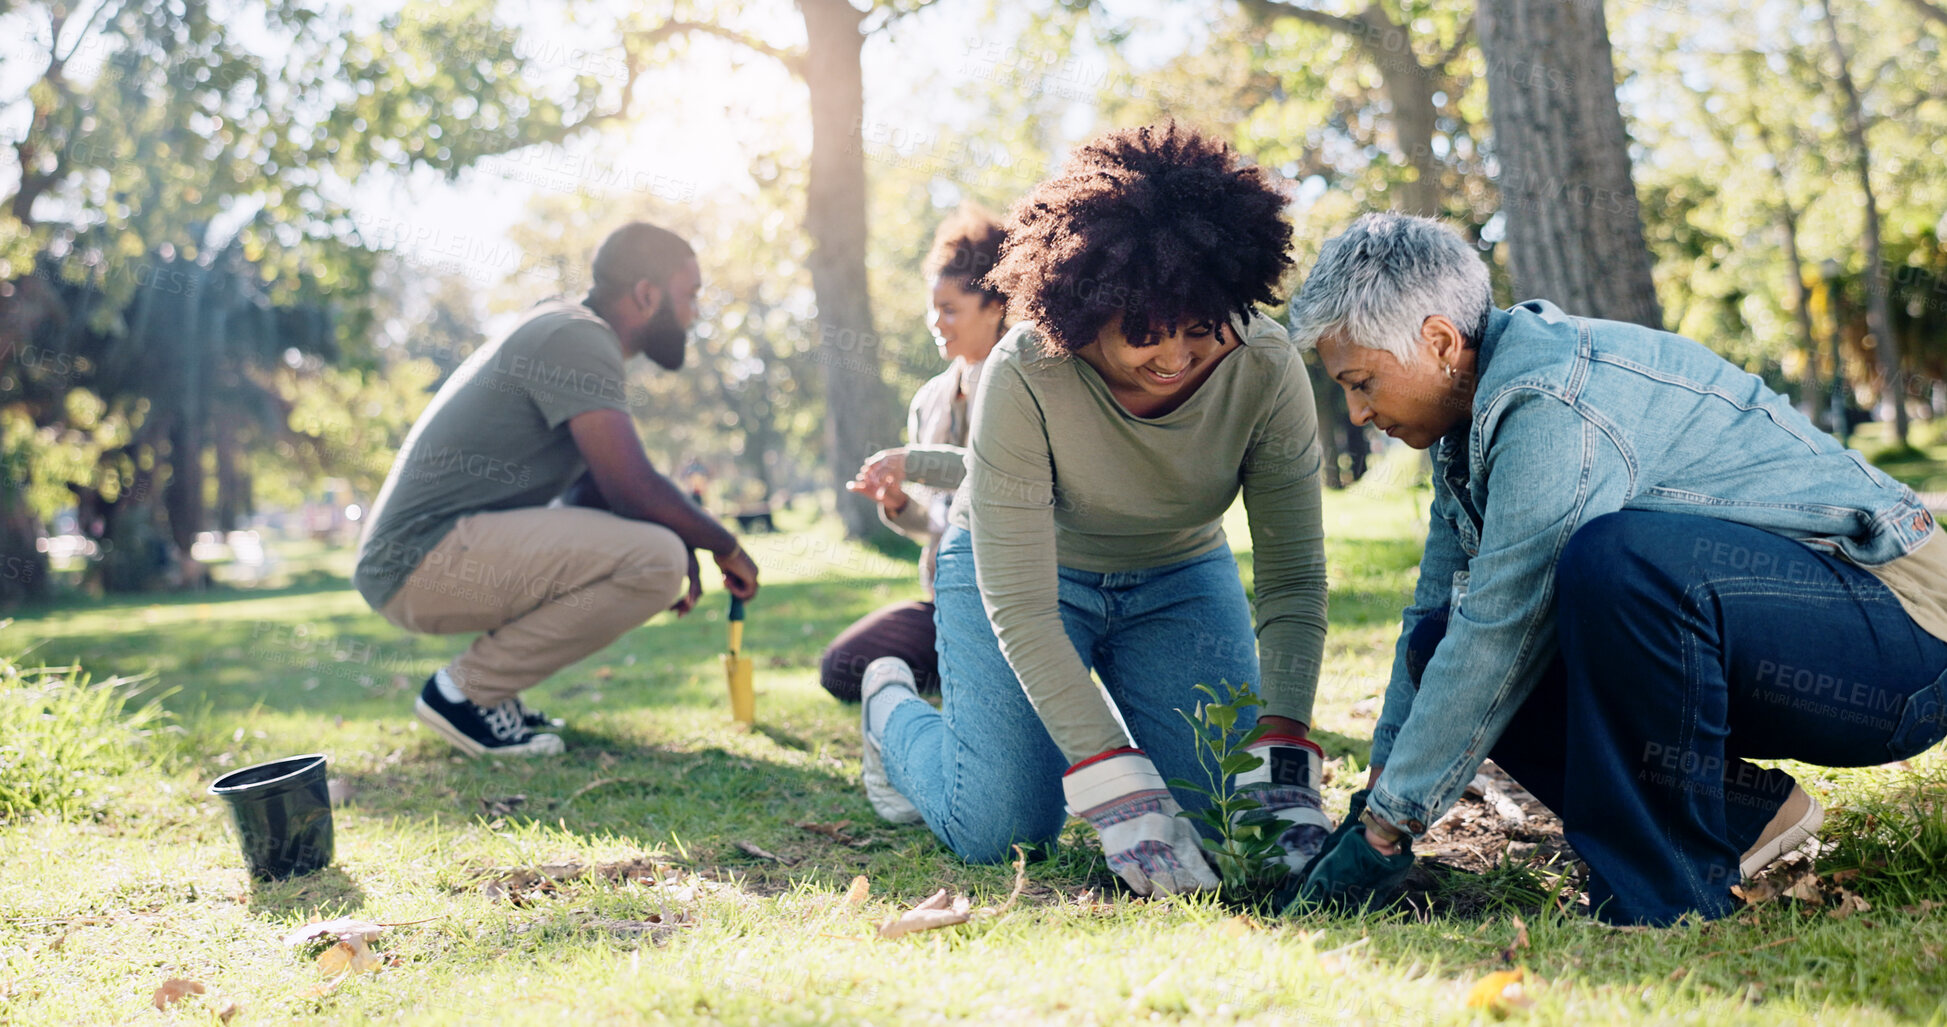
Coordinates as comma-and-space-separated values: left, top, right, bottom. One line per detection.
1286, 212, 1947, 926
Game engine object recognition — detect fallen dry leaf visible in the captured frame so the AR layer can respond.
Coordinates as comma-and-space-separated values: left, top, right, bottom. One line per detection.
1904, 899, 1942, 916
1500, 915, 1530, 963
316, 936, 382, 976
480, 795, 527, 817
283, 917, 385, 947
1221, 915, 1257, 938
1827, 888, 1873, 919
845, 875, 871, 905
878, 889, 973, 939
1736, 865, 1827, 908
736, 841, 786, 863
152, 978, 206, 1010
1466, 967, 1535, 1017
795, 820, 860, 844
1784, 873, 1826, 904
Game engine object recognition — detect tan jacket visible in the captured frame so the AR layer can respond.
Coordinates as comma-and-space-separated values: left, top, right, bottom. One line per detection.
880, 358, 982, 596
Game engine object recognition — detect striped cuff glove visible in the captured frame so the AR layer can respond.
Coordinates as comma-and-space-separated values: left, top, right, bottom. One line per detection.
1233, 734, 1334, 876
1062, 747, 1219, 896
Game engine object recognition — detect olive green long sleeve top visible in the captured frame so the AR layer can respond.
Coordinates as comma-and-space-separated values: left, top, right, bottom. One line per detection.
947, 313, 1329, 763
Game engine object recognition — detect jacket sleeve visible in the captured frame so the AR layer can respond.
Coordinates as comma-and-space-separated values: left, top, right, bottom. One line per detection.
1369, 466, 1472, 769
879, 490, 937, 541
878, 379, 947, 542
904, 444, 969, 491
1367, 390, 1635, 833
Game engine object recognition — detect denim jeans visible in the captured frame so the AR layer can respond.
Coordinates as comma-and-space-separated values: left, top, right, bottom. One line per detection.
1406, 511, 1947, 925
880, 525, 1261, 863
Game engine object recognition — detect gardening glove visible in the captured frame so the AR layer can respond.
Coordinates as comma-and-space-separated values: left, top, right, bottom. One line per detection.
1063, 747, 1220, 897
1298, 788, 1371, 883
1289, 818, 1415, 913
1233, 734, 1334, 879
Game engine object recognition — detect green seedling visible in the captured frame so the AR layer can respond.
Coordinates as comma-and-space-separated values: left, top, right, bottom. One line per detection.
1169, 680, 1292, 909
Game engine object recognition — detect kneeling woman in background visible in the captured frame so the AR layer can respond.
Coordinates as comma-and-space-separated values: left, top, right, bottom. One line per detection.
820, 206, 1011, 703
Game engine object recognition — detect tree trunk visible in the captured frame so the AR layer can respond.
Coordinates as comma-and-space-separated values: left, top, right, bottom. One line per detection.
1238, 1, 1449, 216
799, 0, 894, 538
1820, 0, 1909, 446
163, 264, 211, 555
215, 425, 246, 531
0, 279, 50, 607
0, 416, 48, 607
1777, 203, 1820, 416
1476, 0, 1663, 328
1356, 6, 1443, 216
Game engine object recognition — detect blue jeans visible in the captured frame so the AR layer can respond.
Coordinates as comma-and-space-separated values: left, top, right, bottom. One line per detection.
1407, 511, 1947, 925
881, 525, 1261, 863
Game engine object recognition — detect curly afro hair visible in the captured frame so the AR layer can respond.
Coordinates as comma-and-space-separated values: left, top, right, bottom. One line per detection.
923, 204, 1008, 308
986, 122, 1293, 353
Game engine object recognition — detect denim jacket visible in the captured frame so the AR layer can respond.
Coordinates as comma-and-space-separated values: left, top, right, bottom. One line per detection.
1367, 300, 1937, 834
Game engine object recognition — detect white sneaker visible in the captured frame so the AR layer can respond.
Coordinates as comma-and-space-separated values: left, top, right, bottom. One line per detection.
860, 657, 923, 824
1739, 783, 1825, 879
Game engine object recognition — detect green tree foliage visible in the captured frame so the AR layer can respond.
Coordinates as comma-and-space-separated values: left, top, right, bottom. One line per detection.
1624, 0, 1947, 430
0, 0, 645, 595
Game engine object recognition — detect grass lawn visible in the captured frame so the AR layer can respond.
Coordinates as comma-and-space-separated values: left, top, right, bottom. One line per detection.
1858, 420, 1947, 494
4, 477, 1946, 1025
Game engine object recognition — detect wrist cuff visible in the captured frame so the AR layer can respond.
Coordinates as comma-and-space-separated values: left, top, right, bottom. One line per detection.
1253, 734, 1323, 757
1065, 746, 1144, 776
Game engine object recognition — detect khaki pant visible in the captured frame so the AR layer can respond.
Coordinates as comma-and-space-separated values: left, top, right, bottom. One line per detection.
380, 507, 688, 706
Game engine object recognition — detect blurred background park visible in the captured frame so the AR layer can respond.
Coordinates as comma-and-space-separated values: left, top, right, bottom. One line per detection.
1, 0, 1945, 607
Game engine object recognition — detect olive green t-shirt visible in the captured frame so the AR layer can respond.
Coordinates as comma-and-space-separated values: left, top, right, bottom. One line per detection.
353, 300, 636, 610
949, 313, 1329, 763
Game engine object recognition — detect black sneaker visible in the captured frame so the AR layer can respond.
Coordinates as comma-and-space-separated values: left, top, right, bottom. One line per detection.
513, 695, 566, 731
415, 676, 565, 757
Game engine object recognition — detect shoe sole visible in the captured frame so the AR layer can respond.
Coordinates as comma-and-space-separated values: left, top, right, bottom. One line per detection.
415, 698, 564, 758
1739, 795, 1826, 879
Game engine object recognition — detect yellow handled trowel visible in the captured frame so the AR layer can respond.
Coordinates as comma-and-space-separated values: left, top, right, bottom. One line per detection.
723, 595, 756, 725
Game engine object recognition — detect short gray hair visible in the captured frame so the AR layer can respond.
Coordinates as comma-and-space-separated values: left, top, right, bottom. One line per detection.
1287, 213, 1493, 365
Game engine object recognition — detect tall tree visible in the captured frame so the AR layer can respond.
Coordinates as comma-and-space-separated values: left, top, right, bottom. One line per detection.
1476, 0, 1662, 327
623, 0, 923, 539
1820, 0, 1909, 445
1234, 0, 1477, 217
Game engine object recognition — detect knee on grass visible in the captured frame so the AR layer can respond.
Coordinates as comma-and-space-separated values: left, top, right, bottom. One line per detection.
935, 802, 1064, 865
818, 645, 869, 702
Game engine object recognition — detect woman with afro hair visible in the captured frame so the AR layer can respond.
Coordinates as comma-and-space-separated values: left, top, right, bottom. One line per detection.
856, 124, 1332, 895
819, 205, 1012, 703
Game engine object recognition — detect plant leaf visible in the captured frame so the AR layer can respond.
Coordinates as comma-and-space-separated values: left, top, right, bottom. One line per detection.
152, 978, 206, 1010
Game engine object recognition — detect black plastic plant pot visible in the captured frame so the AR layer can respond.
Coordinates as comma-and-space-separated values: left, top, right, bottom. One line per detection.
208, 753, 334, 881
